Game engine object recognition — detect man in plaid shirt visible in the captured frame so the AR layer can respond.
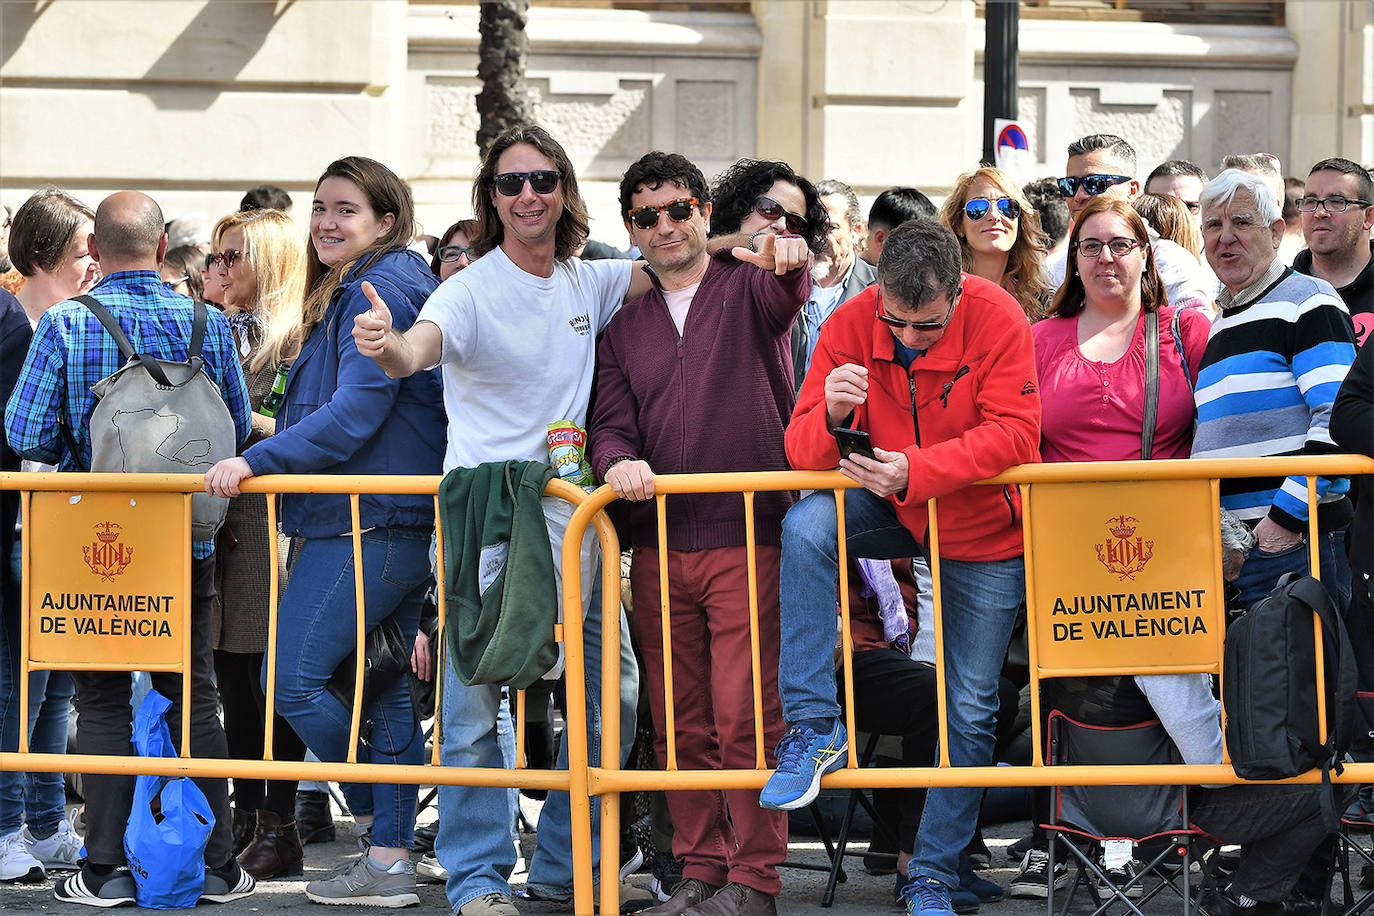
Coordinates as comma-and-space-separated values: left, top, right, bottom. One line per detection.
4, 191, 253, 908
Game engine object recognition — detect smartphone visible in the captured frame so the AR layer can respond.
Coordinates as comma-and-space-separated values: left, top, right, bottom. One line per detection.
832, 427, 876, 461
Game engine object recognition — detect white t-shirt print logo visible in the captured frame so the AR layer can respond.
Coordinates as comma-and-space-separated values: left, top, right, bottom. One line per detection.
568, 313, 591, 336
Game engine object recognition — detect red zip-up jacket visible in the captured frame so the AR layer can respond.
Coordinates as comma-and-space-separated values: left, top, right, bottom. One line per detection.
786, 274, 1041, 562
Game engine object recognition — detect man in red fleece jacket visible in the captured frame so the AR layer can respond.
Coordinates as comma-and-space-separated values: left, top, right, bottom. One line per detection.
757, 219, 1041, 916
589, 151, 812, 916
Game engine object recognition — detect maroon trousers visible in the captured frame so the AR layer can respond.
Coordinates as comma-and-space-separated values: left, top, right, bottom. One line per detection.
630, 545, 787, 896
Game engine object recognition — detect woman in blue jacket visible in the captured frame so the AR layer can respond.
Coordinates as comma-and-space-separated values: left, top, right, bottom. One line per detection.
206, 156, 444, 907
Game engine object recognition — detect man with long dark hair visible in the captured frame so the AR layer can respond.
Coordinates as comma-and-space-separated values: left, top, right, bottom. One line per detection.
354, 125, 652, 916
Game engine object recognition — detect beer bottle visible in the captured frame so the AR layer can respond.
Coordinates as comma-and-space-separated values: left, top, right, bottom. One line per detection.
259, 362, 290, 418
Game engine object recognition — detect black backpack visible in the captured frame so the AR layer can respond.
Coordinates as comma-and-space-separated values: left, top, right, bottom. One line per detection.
1223, 573, 1357, 824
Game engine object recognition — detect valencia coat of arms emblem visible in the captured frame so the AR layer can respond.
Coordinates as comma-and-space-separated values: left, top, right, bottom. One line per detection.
83, 521, 134, 582
1094, 515, 1154, 581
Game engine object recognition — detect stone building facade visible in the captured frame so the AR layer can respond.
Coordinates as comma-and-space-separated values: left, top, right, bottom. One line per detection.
2, 1, 1370, 242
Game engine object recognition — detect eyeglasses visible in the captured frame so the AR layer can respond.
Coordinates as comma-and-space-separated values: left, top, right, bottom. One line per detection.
205, 249, 244, 269
752, 196, 810, 236
874, 287, 960, 331
492, 170, 562, 197
1056, 174, 1132, 198
1073, 237, 1142, 259
437, 245, 471, 262
628, 198, 699, 230
1296, 196, 1372, 214
963, 197, 1021, 221
162, 275, 189, 288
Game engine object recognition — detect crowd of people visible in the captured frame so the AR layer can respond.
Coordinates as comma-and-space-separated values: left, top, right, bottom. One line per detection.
0, 124, 1372, 916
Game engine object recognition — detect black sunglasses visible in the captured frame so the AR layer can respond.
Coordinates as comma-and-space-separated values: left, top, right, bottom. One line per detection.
874, 287, 960, 331
437, 245, 471, 263
628, 198, 699, 230
1056, 174, 1131, 198
492, 170, 562, 197
753, 196, 810, 236
205, 249, 244, 269
963, 197, 1021, 221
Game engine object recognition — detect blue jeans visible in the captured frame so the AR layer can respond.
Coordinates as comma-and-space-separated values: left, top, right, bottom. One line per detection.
778, 489, 1024, 888
267, 527, 431, 849
778, 489, 923, 722
1, 537, 74, 837
437, 496, 638, 910
1233, 527, 1351, 614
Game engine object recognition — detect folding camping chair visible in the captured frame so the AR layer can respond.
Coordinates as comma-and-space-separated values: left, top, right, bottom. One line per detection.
1045, 711, 1215, 916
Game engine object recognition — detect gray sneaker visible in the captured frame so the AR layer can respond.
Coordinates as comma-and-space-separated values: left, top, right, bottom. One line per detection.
305, 856, 420, 908
458, 893, 520, 915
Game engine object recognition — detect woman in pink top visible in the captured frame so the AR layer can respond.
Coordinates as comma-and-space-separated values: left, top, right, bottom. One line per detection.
1032, 196, 1210, 462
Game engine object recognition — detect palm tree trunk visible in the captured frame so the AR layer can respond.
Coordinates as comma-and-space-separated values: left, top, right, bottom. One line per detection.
476, 0, 533, 158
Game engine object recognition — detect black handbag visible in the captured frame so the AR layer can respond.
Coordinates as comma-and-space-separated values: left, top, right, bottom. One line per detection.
326, 614, 418, 753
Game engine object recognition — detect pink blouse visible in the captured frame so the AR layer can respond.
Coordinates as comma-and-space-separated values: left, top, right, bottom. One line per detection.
1033, 305, 1212, 462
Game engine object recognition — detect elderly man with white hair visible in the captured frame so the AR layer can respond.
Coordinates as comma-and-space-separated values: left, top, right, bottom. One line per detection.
1192, 168, 1358, 611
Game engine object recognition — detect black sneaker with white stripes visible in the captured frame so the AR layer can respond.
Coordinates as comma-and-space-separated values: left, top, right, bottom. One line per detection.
200, 859, 256, 904
54, 864, 136, 908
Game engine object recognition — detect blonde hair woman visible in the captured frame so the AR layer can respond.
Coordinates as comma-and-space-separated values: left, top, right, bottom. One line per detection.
939, 166, 1051, 320
206, 207, 310, 879
210, 209, 306, 371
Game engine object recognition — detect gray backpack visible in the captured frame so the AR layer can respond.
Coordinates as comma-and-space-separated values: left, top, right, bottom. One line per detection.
68, 294, 236, 540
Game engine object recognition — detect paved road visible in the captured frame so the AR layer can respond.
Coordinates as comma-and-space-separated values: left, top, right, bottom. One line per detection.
3, 809, 1363, 914
0, 806, 1032, 915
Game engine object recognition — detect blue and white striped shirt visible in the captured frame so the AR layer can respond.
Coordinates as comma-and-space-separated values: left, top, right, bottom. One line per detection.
1191, 267, 1356, 530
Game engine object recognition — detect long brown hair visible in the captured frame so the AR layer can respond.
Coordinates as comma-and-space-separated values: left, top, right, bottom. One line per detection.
303, 156, 415, 333
468, 125, 588, 262
1132, 192, 1202, 259
938, 166, 1050, 320
1048, 196, 1167, 318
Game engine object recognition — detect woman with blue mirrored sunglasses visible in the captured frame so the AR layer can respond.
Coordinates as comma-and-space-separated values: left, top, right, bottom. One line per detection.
963, 196, 1021, 222
939, 166, 1051, 321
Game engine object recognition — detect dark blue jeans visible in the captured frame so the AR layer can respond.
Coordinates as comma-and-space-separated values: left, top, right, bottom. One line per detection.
268, 527, 431, 849
1, 538, 73, 836
1233, 528, 1350, 613
778, 488, 1024, 888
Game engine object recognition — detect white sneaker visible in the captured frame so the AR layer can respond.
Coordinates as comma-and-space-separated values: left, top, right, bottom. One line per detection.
24, 809, 85, 870
0, 829, 44, 883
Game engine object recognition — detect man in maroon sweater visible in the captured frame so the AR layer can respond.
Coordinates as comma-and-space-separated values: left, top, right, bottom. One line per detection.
589, 151, 811, 916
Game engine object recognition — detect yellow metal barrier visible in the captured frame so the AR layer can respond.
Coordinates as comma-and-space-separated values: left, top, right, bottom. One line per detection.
0, 470, 617, 916
4, 456, 1374, 916
569, 455, 1374, 916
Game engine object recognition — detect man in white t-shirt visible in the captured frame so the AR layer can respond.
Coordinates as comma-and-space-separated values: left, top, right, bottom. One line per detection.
1046, 134, 1214, 311
355, 125, 653, 916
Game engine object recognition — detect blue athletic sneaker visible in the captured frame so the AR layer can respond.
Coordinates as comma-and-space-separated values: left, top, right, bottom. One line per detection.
758, 719, 847, 810
894, 874, 980, 914
902, 875, 958, 916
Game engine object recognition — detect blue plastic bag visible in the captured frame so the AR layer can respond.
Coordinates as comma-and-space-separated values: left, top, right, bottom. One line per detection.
123, 690, 214, 908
